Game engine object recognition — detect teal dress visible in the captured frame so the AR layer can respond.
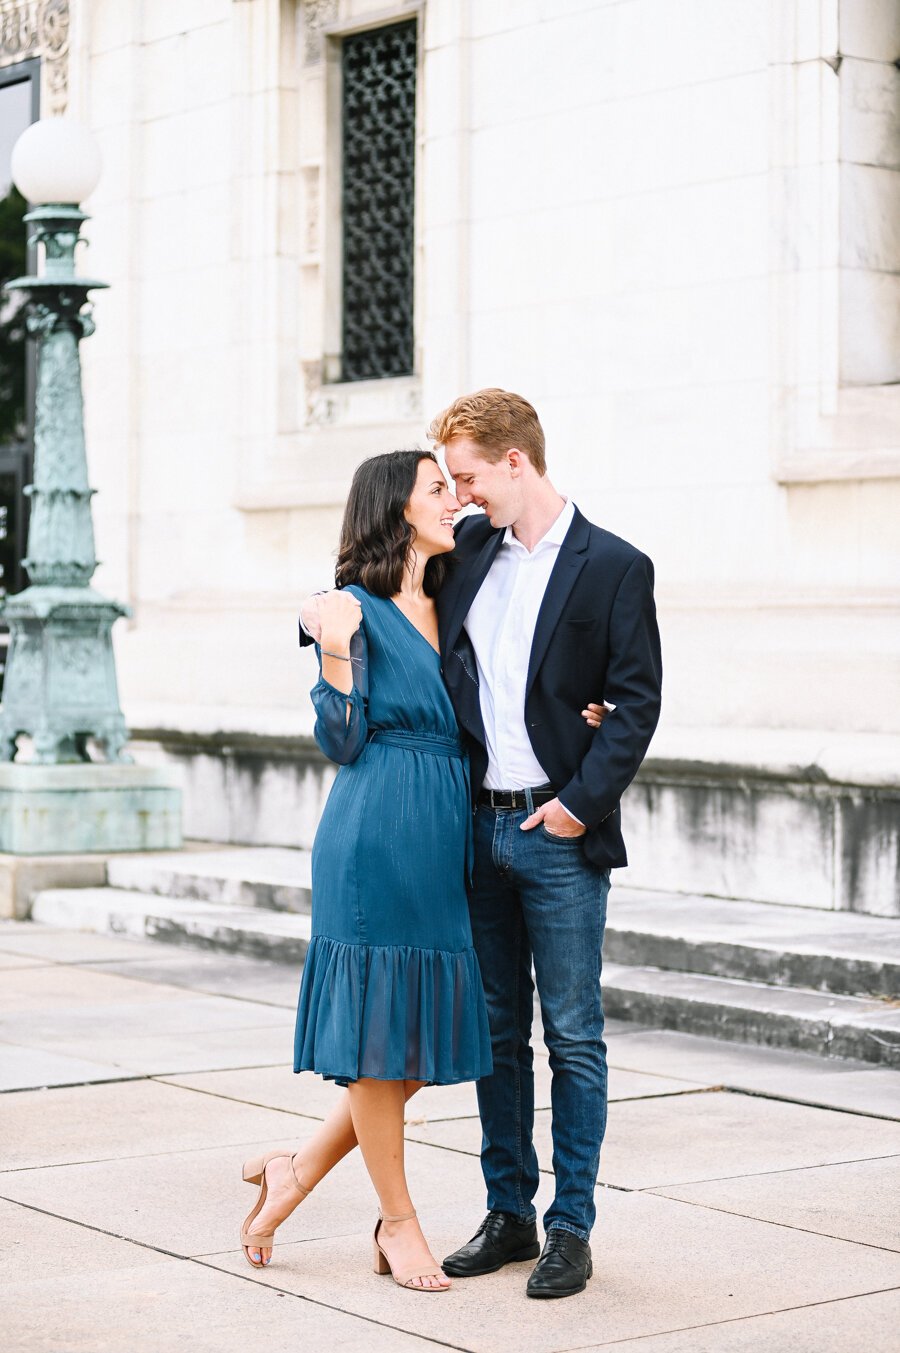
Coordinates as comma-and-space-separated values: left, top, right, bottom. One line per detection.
293, 585, 492, 1086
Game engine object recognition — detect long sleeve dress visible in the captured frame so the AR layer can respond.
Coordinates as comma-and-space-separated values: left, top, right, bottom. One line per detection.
293, 584, 492, 1087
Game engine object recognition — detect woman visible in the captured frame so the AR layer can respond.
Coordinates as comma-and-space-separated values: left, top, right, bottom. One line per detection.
240, 450, 491, 1292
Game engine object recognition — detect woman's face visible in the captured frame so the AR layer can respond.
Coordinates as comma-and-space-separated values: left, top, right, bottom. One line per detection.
404, 458, 461, 558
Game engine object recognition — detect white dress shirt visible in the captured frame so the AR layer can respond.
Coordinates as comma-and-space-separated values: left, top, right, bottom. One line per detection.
464, 498, 577, 795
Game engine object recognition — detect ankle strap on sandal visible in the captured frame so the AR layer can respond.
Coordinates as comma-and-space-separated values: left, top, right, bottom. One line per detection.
289, 1153, 311, 1198
379, 1209, 417, 1223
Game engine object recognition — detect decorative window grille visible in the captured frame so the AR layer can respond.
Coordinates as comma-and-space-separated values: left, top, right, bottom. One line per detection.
340, 19, 416, 382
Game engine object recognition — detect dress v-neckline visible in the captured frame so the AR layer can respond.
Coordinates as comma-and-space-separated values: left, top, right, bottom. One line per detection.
388, 598, 441, 658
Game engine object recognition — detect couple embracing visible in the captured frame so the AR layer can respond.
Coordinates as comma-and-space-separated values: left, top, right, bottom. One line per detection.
239, 388, 662, 1298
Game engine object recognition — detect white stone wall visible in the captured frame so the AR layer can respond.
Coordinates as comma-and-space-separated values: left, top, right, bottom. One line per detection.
67, 0, 899, 777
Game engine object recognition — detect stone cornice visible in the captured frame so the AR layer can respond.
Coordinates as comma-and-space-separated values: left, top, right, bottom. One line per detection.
0, 0, 68, 114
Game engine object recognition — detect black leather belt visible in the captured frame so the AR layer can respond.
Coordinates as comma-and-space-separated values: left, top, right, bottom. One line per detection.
478, 787, 558, 811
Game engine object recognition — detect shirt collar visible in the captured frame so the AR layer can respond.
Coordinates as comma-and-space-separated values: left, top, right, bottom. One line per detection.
503, 498, 576, 554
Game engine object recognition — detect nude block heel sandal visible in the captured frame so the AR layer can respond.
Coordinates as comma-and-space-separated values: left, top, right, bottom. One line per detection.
373, 1210, 450, 1292
240, 1150, 311, 1268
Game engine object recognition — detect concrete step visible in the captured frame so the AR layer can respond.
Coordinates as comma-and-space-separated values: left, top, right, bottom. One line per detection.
100, 853, 900, 1001
105, 846, 312, 914
30, 885, 900, 1068
31, 887, 312, 966
602, 962, 900, 1068
606, 889, 900, 999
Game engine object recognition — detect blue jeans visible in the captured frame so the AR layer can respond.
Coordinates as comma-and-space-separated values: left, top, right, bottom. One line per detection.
469, 805, 610, 1241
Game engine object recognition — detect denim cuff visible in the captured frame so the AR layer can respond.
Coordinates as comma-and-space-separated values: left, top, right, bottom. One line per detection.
547, 1220, 590, 1243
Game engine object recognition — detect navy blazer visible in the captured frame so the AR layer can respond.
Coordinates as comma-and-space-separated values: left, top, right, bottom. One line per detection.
436, 508, 662, 872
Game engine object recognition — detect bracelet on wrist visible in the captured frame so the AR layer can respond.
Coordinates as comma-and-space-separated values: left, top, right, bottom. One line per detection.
321, 648, 361, 664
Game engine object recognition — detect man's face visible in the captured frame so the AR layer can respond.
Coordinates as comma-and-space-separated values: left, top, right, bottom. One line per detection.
443, 436, 522, 529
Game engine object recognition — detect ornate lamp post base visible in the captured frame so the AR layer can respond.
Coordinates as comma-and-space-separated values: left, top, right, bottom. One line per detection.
0, 139, 183, 859
0, 761, 182, 855
0, 584, 131, 763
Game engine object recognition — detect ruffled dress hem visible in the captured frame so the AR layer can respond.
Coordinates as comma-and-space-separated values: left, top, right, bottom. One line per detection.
293, 934, 493, 1087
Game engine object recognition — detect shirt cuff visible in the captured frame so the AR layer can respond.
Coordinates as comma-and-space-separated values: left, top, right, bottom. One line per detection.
558, 800, 585, 828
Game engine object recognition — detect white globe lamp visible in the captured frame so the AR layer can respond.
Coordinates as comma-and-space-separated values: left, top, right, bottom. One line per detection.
10, 117, 102, 206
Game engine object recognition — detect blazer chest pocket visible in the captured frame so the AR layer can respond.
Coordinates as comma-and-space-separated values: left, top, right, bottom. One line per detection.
562, 618, 595, 631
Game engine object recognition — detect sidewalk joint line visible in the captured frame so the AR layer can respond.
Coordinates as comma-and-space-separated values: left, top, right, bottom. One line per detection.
77, 958, 300, 1009
0, 1059, 297, 1095
0, 1133, 331, 1174
0, 1194, 471, 1351
638, 1150, 900, 1191
642, 1190, 900, 1255
188, 1257, 473, 1351
0, 1192, 193, 1261
721, 1082, 900, 1122
1, 1072, 151, 1096
396, 1133, 635, 1190
607, 1085, 723, 1104
146, 1077, 332, 1121
550, 1283, 900, 1350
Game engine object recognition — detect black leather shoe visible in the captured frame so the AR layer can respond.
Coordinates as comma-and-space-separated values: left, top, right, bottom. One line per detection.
442, 1211, 540, 1277
526, 1229, 592, 1298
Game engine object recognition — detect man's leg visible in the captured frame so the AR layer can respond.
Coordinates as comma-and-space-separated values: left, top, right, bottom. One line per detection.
468, 806, 540, 1223
512, 824, 610, 1241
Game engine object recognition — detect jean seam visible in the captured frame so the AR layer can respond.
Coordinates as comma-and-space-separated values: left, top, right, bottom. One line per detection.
511, 855, 527, 1220
528, 858, 608, 1242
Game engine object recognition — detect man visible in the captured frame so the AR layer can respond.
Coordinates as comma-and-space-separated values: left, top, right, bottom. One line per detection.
303, 388, 662, 1298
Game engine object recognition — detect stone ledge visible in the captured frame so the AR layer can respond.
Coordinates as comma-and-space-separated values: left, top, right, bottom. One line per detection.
0, 854, 108, 921
0, 763, 183, 857
0, 763, 183, 790
128, 720, 900, 793
643, 726, 900, 791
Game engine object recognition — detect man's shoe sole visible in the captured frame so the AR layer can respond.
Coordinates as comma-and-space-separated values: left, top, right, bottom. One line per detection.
442, 1243, 541, 1278
526, 1260, 593, 1298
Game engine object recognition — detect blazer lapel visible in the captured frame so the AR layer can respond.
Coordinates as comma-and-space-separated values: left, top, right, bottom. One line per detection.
441, 527, 505, 658
525, 509, 591, 700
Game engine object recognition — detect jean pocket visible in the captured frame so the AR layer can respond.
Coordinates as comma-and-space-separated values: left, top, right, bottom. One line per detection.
539, 824, 584, 844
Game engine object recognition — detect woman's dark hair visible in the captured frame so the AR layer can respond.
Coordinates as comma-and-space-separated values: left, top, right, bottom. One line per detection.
335, 450, 450, 598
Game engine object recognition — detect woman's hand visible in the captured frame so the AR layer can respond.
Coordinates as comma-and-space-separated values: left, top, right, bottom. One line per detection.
318, 591, 363, 652
582, 702, 607, 729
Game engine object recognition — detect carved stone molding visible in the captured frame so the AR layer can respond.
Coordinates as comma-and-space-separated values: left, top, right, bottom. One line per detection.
302, 165, 320, 255
0, 0, 69, 114
302, 0, 338, 66
301, 359, 336, 425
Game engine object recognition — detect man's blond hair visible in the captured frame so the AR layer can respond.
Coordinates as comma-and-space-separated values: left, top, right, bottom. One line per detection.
428, 388, 546, 475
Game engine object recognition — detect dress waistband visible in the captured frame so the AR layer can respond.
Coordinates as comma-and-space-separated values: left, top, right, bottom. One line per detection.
367, 729, 464, 759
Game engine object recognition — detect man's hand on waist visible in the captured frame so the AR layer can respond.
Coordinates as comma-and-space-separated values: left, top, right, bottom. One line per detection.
300, 592, 327, 642
520, 797, 586, 838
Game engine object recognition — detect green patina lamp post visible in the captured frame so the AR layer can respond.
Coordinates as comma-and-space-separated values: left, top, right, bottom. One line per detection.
0, 119, 129, 764
0, 118, 180, 859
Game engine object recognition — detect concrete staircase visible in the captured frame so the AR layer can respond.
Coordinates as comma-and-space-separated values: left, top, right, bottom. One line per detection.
32, 847, 313, 965
29, 847, 900, 1068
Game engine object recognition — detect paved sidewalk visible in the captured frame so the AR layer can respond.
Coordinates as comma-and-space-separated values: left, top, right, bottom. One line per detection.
1, 919, 898, 1353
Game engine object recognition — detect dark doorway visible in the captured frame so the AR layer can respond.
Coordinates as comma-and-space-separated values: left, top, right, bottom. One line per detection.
0, 58, 39, 685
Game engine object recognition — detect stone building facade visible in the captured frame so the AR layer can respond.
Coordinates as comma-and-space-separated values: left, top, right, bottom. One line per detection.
2, 0, 899, 913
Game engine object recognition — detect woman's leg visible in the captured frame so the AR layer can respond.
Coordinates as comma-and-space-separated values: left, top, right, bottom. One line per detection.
348, 1078, 450, 1290
245, 1080, 424, 1264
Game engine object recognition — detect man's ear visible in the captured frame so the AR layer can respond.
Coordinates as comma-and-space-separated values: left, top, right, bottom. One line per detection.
507, 447, 522, 475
